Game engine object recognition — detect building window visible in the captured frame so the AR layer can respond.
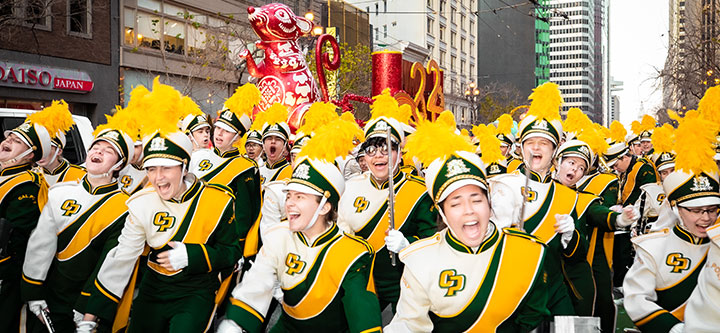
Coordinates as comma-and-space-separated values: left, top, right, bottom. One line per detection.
461, 59, 465, 71
375, 27, 379, 40
383, 25, 387, 38
469, 20, 474, 33
427, 0, 433, 8
123, 8, 135, 45
450, 31, 456, 47
427, 18, 433, 34
440, 0, 446, 14
439, 25, 445, 41
383, 0, 387, 12
460, 37, 465, 52
451, 55, 456, 70
460, 14, 465, 30
18, 0, 52, 31
469, 64, 475, 77
451, 8, 455, 23
439, 50, 446, 66
68, 0, 91, 37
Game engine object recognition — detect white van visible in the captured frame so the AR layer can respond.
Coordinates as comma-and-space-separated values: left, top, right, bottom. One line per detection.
0, 108, 94, 165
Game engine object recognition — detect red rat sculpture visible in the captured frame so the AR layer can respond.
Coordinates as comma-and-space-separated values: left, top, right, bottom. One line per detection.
240, 3, 320, 129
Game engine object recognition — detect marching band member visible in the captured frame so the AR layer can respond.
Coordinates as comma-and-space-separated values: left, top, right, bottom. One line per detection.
244, 130, 264, 167
337, 91, 437, 312
489, 82, 585, 316
179, 105, 211, 152
603, 121, 658, 288
21, 122, 134, 332
0, 108, 55, 330
255, 104, 293, 184
35, 100, 86, 186
80, 80, 241, 332
682, 223, 720, 332
386, 113, 549, 332
190, 84, 262, 252
623, 110, 719, 333
637, 115, 656, 156
495, 114, 521, 174
471, 124, 507, 178
639, 124, 676, 232
218, 115, 383, 333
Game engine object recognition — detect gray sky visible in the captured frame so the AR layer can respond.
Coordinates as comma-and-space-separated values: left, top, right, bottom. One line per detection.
610, 0, 669, 125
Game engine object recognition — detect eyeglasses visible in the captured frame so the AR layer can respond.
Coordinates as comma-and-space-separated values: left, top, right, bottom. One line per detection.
364, 144, 395, 157
681, 206, 720, 217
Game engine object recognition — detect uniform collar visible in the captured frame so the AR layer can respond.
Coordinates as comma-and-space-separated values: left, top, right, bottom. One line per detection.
267, 158, 288, 170
213, 147, 240, 158
370, 168, 404, 190
43, 159, 69, 175
0, 163, 32, 176
445, 222, 499, 254
674, 224, 710, 245
519, 163, 552, 183
296, 223, 340, 247
167, 175, 202, 203
81, 176, 119, 195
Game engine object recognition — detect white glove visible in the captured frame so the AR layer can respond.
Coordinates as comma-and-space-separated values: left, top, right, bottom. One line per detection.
668, 323, 684, 333
76, 320, 97, 333
609, 205, 623, 213
385, 229, 410, 253
235, 256, 245, 272
217, 319, 243, 333
73, 310, 83, 325
28, 300, 48, 318
167, 242, 188, 271
554, 214, 575, 249
616, 205, 640, 228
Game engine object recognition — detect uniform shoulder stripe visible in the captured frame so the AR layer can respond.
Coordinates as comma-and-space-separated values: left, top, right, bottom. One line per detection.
205, 183, 235, 200
406, 174, 426, 185
343, 232, 374, 254
502, 227, 546, 246
631, 227, 670, 246
399, 233, 441, 260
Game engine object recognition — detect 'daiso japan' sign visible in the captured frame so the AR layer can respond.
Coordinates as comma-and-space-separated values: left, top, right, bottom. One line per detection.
0, 61, 94, 93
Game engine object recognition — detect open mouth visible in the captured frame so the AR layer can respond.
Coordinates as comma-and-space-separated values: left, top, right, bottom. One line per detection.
269, 146, 277, 155
697, 222, 712, 233
287, 211, 300, 223
90, 155, 103, 164
1, 145, 11, 153
156, 182, 171, 193
462, 220, 482, 240
279, 22, 296, 34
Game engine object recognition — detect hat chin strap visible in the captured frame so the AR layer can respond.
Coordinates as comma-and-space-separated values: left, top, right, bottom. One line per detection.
304, 195, 328, 231
3, 148, 35, 166
87, 160, 124, 179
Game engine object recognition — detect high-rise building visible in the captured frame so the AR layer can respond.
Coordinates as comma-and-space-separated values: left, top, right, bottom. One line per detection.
594, 0, 610, 125
347, 0, 478, 127
663, 0, 719, 110
477, 0, 550, 98
548, 0, 607, 124
610, 77, 622, 122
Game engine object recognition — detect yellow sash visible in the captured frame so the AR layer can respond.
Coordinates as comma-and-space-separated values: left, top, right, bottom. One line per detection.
581, 173, 616, 197
621, 162, 644, 203
361, 180, 427, 251
282, 237, 366, 320
528, 183, 577, 244
57, 192, 128, 260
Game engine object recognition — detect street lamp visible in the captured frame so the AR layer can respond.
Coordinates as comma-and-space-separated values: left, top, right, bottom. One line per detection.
304, 12, 315, 21
464, 82, 481, 125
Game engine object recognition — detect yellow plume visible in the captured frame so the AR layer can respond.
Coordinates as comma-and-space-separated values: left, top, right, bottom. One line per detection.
297, 102, 339, 135
134, 77, 184, 138
527, 82, 563, 122
460, 128, 470, 140
369, 88, 410, 124
472, 124, 504, 165
435, 110, 457, 130
93, 105, 142, 140
698, 85, 720, 126
609, 121, 627, 143
27, 100, 74, 138
563, 108, 592, 135
496, 114, 513, 136
640, 115, 656, 132
630, 120, 642, 135
298, 114, 363, 162
674, 111, 718, 174
651, 124, 675, 154
127, 85, 150, 109
594, 123, 610, 138
232, 132, 248, 154
263, 103, 289, 127
578, 126, 610, 156
224, 83, 261, 120
179, 96, 203, 117
405, 118, 475, 166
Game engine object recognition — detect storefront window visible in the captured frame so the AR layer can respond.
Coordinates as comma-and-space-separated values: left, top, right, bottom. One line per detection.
137, 0, 160, 12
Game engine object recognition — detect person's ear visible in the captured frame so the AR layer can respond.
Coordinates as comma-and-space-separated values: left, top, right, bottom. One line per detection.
320, 201, 331, 215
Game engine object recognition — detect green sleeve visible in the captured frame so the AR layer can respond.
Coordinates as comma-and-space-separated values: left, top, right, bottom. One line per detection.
562, 228, 588, 264
75, 213, 128, 313
635, 310, 681, 332
512, 250, 550, 332
625, 164, 657, 205
0, 183, 40, 279
403, 193, 438, 243
586, 202, 618, 232
186, 200, 241, 274
232, 168, 262, 247
342, 252, 383, 333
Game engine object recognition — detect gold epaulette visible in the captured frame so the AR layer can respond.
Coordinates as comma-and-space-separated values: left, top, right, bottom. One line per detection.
502, 227, 546, 246
343, 232, 375, 255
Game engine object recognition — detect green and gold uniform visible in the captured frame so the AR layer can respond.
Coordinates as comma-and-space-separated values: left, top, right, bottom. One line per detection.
40, 158, 86, 187
337, 170, 437, 310
386, 224, 549, 332
225, 223, 383, 333
85, 178, 241, 331
0, 164, 44, 331
21, 177, 128, 332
